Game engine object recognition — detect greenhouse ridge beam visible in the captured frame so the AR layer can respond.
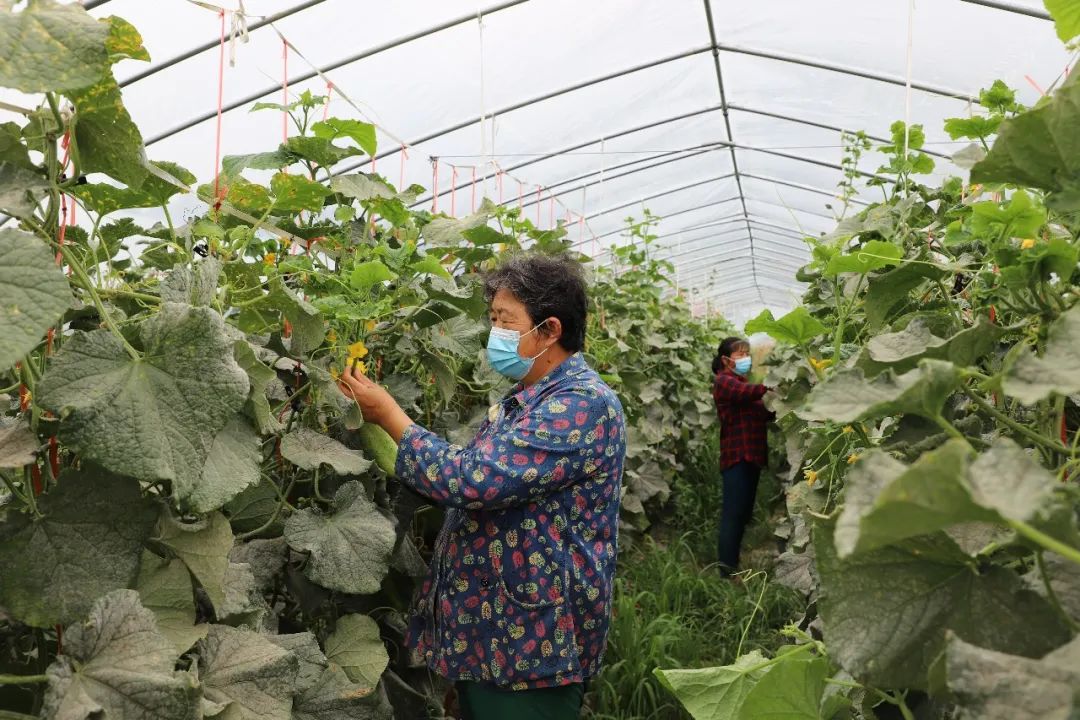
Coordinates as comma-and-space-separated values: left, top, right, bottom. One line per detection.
592, 194, 743, 241
959, 0, 1051, 20
715, 44, 975, 102
121, 0, 330, 88
144, 0, 532, 146
740, 173, 868, 207
704, 0, 761, 303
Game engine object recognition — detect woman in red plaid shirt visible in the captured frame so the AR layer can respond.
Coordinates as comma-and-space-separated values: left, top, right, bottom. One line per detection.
711, 336, 774, 576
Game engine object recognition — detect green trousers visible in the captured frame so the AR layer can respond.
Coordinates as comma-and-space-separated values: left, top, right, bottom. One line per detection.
456, 681, 584, 720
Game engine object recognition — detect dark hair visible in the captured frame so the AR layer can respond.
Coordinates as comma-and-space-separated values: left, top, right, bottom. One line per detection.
712, 336, 749, 374
483, 253, 588, 353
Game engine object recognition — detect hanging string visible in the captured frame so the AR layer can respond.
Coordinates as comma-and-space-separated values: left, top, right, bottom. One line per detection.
212, 9, 227, 211
399, 144, 408, 191
281, 38, 289, 143
517, 180, 523, 210
497, 170, 504, 204
471, 168, 477, 213
322, 80, 333, 121
535, 185, 541, 225
902, 0, 915, 162
549, 196, 555, 227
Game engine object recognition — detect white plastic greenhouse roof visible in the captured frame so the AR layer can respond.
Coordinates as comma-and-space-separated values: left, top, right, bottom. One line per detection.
14, 0, 1075, 323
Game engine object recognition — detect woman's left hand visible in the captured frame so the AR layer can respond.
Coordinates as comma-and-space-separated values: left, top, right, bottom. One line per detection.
337, 365, 402, 428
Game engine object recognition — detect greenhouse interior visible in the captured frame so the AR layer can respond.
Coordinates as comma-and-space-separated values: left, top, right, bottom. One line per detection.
1, 1, 1079, 718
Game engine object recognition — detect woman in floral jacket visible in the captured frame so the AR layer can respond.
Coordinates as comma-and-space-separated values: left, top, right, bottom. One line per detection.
338, 254, 626, 719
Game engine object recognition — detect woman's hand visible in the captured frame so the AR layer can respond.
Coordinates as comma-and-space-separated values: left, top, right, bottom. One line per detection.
337, 365, 414, 441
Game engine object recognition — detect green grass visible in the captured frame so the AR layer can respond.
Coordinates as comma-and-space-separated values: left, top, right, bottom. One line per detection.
583, 535, 803, 720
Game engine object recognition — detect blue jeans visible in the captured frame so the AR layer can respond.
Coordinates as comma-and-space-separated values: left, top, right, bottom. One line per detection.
718, 461, 761, 573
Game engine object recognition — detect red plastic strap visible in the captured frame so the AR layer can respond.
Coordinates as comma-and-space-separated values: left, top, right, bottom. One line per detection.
30, 465, 42, 496
549, 197, 555, 227
48, 436, 60, 480
212, 10, 227, 210
432, 158, 439, 213
322, 81, 333, 121
1024, 74, 1046, 96
450, 167, 457, 216
535, 185, 541, 225
1062, 412, 1069, 446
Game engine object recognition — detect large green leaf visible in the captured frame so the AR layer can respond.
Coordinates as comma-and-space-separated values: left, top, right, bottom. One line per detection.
284, 481, 396, 595
0, 162, 49, 218
351, 260, 397, 290
863, 258, 948, 331
280, 427, 372, 476
41, 590, 200, 720
135, 550, 207, 656
653, 651, 769, 720
0, 468, 156, 627
312, 119, 377, 157
286, 136, 362, 170
324, 614, 388, 689
195, 417, 261, 514
0, 0, 109, 93
836, 439, 1077, 558
264, 632, 327, 693
68, 70, 148, 188
744, 307, 826, 346
422, 202, 494, 247
197, 625, 298, 720
0, 416, 37, 468
861, 316, 1005, 376
292, 665, 393, 720
233, 340, 282, 435
260, 278, 325, 355
271, 172, 330, 215
1002, 304, 1080, 404
0, 121, 34, 169
0, 229, 71, 371
156, 511, 233, 615
815, 522, 1071, 689
836, 441, 988, 557
737, 654, 828, 720
798, 359, 960, 423
73, 162, 195, 215
37, 304, 249, 500
160, 256, 221, 308
969, 190, 1046, 239
946, 634, 1080, 719
971, 70, 1080, 211
1044, 0, 1080, 42
221, 150, 293, 179
104, 15, 150, 63
331, 173, 395, 202
824, 240, 903, 276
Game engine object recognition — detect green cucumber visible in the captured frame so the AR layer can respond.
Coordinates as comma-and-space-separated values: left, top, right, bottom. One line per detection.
358, 423, 398, 478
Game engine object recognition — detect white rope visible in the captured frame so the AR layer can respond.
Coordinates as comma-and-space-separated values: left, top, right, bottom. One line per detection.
477, 10, 491, 202
903, 0, 915, 161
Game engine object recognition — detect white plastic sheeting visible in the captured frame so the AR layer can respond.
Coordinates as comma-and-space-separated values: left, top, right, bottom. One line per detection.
11, 0, 1073, 322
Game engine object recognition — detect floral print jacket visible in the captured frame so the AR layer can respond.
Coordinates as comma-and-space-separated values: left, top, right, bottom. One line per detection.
394, 353, 626, 690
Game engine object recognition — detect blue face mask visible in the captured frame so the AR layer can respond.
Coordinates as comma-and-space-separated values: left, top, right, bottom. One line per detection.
487, 323, 549, 381
733, 356, 753, 376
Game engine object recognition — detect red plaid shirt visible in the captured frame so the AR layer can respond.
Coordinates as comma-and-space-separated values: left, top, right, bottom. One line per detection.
712, 370, 772, 469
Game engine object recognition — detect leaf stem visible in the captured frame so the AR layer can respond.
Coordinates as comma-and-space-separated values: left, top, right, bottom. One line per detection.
963, 387, 1073, 455
1009, 520, 1080, 567
0, 674, 48, 685
237, 477, 295, 541
1036, 550, 1080, 631
61, 245, 140, 361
